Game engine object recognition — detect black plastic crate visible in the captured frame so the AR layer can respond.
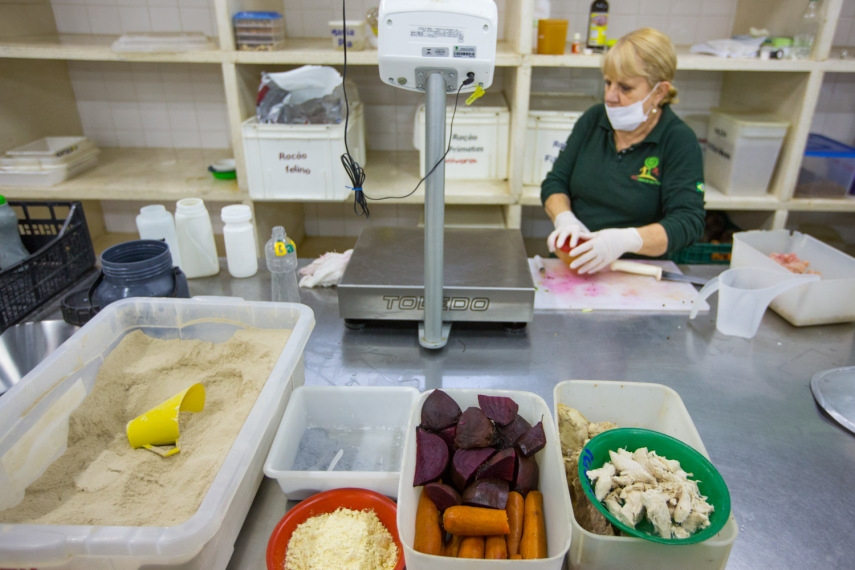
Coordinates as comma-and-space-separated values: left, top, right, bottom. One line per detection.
0, 201, 95, 331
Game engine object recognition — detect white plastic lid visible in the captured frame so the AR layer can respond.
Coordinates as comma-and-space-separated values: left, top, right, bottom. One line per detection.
221, 204, 252, 224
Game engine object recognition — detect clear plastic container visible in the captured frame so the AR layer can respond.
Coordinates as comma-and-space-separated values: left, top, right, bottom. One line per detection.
795, 133, 855, 198
553, 380, 739, 570
328, 20, 366, 50
233, 11, 285, 51
0, 297, 315, 569
264, 386, 420, 499
0, 197, 29, 270
265, 226, 299, 303
135, 204, 182, 268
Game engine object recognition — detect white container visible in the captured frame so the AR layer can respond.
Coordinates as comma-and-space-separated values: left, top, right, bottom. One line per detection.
553, 380, 739, 570
523, 94, 597, 185
241, 101, 366, 201
683, 113, 710, 151
135, 204, 183, 268
414, 92, 510, 180
0, 297, 315, 570
329, 20, 366, 50
397, 388, 572, 570
704, 109, 789, 196
731, 229, 855, 326
0, 148, 99, 187
264, 386, 420, 500
220, 204, 258, 278
174, 198, 219, 278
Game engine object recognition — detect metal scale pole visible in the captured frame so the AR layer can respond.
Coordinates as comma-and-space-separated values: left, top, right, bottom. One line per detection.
419, 71, 451, 349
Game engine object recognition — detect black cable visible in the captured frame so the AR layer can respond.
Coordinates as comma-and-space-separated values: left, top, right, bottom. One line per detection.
339, 0, 369, 216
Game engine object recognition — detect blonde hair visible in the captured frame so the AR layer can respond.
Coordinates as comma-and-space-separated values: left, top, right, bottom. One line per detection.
602, 28, 679, 105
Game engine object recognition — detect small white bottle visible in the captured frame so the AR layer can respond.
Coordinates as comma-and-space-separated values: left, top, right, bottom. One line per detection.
174, 198, 219, 278
135, 204, 183, 268
220, 204, 258, 278
265, 226, 300, 303
0, 195, 29, 270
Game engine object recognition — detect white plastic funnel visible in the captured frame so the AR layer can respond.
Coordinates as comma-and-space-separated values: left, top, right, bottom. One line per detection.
689, 267, 820, 338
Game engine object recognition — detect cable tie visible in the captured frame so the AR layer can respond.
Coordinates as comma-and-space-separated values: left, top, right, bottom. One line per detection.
346, 186, 363, 192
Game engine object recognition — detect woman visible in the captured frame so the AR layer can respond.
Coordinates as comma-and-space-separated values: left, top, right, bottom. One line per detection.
541, 28, 705, 275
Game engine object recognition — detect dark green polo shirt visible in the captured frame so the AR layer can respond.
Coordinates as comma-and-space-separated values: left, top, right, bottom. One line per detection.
541, 103, 705, 255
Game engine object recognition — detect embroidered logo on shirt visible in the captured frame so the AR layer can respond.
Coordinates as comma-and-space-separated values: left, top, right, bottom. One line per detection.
632, 156, 661, 185
696, 182, 705, 193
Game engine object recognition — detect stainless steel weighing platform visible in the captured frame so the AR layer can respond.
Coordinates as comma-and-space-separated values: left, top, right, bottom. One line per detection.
338, 226, 535, 325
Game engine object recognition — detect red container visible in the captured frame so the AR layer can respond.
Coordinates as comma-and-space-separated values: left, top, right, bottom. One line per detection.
266, 488, 405, 570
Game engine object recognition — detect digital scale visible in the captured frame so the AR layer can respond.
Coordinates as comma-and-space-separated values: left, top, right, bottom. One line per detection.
338, 0, 535, 349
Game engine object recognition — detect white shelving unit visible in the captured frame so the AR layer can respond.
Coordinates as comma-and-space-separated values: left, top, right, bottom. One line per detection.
1, 0, 853, 257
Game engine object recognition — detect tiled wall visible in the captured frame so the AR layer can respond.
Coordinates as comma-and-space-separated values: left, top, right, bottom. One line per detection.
68, 61, 231, 149
50, 0, 218, 37
832, 0, 855, 47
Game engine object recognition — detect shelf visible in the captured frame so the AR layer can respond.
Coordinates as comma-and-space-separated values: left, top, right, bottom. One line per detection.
787, 197, 855, 212
0, 36, 521, 67
527, 46, 815, 72
0, 148, 245, 202
820, 48, 855, 72
0, 35, 224, 63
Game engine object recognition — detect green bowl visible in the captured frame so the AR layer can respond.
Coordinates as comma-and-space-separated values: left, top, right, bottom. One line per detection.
578, 427, 731, 545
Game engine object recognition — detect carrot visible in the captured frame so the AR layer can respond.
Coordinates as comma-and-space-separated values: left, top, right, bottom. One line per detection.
444, 534, 463, 557
414, 489, 444, 555
520, 490, 547, 559
505, 490, 525, 556
458, 536, 485, 559
485, 534, 508, 559
443, 505, 510, 536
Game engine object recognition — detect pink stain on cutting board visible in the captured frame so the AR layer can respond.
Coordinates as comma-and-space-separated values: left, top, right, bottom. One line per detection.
530, 258, 708, 313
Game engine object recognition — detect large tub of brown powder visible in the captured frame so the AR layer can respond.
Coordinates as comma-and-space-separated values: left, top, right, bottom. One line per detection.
0, 297, 314, 569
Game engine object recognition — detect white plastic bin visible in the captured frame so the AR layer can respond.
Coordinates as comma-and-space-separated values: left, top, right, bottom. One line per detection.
414, 92, 509, 180
523, 95, 597, 186
553, 380, 738, 570
683, 113, 710, 151
0, 297, 314, 570
397, 388, 572, 570
264, 385, 419, 499
704, 109, 789, 196
242, 100, 365, 201
732, 229, 855, 326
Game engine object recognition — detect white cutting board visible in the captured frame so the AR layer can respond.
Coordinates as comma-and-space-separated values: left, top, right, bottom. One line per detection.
530, 258, 709, 312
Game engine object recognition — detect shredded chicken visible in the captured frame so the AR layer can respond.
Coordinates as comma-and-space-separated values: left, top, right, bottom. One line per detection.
769, 252, 821, 275
586, 447, 715, 540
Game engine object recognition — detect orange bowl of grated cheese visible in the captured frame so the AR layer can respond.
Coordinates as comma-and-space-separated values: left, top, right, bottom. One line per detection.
267, 487, 405, 570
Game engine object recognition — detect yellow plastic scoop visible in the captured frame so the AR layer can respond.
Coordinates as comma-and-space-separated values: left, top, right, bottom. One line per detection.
126, 383, 206, 457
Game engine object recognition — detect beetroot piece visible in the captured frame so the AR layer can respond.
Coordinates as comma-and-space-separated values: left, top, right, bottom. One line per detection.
476, 447, 516, 482
424, 482, 462, 512
513, 452, 540, 496
451, 447, 496, 491
495, 413, 532, 449
516, 420, 546, 458
413, 429, 449, 487
455, 407, 495, 449
437, 424, 457, 449
463, 478, 510, 510
421, 389, 462, 431
477, 394, 519, 426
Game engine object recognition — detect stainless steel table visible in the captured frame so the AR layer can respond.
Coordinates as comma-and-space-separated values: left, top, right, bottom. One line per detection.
166, 263, 855, 568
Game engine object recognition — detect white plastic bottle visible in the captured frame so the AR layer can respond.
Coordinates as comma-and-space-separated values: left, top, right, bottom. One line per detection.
0, 195, 29, 270
174, 198, 219, 278
221, 205, 258, 278
135, 204, 183, 268
265, 226, 300, 303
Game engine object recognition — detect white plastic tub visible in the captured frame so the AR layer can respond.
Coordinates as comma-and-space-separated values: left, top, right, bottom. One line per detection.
264, 385, 419, 499
704, 109, 789, 196
554, 380, 738, 570
731, 229, 855, 325
397, 388, 572, 570
0, 297, 314, 570
242, 96, 365, 201
523, 94, 597, 185
414, 92, 510, 180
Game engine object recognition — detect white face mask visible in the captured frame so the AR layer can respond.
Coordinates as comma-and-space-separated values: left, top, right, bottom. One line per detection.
605, 82, 661, 132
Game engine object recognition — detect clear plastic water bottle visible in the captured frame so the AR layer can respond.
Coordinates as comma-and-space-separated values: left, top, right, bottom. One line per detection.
265, 226, 300, 303
793, 0, 819, 60
0, 196, 29, 270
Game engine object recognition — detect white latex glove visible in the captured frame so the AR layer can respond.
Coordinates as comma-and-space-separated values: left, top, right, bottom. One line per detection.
546, 210, 590, 253
569, 228, 643, 274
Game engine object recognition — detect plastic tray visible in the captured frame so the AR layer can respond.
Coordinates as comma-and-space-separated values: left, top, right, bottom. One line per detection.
0, 149, 99, 186
397, 388, 572, 570
264, 385, 419, 499
553, 380, 738, 570
731, 229, 855, 325
0, 201, 95, 332
0, 298, 315, 569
